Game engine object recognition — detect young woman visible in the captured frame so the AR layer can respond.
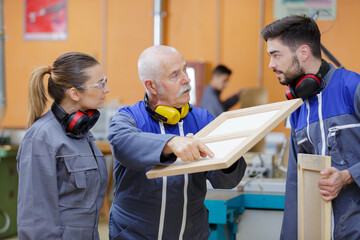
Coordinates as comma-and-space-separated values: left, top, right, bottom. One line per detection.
17, 52, 110, 239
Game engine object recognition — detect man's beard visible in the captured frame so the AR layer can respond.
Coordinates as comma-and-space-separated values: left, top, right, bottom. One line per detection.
278, 56, 306, 86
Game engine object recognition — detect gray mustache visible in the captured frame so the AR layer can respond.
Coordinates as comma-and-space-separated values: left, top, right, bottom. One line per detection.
177, 84, 191, 97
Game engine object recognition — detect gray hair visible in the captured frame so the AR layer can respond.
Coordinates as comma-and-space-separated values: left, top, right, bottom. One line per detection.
138, 45, 178, 93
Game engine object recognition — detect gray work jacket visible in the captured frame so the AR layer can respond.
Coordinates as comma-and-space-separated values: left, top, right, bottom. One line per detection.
16, 110, 108, 240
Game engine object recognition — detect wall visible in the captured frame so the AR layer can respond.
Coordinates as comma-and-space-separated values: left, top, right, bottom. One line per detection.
3, 0, 105, 127
105, 0, 153, 104
164, 0, 260, 101
2, 0, 360, 137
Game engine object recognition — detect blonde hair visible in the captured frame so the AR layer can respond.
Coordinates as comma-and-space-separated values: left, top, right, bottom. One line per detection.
26, 52, 99, 128
27, 66, 50, 128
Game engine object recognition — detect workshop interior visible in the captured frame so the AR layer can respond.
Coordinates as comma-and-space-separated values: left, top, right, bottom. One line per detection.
0, 0, 358, 239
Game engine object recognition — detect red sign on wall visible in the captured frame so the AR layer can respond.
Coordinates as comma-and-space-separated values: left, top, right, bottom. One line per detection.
24, 0, 67, 40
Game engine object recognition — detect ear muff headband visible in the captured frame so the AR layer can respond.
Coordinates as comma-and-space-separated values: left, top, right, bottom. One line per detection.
144, 93, 190, 125
285, 60, 330, 100
51, 102, 100, 137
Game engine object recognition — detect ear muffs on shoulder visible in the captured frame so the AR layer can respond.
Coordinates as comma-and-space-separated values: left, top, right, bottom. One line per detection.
51, 102, 100, 137
144, 93, 191, 125
285, 59, 330, 100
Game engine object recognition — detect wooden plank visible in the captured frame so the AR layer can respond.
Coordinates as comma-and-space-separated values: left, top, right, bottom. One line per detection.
298, 153, 331, 240
146, 99, 303, 179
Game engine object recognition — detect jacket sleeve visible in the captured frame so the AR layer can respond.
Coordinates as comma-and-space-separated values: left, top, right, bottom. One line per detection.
348, 82, 360, 187
280, 128, 299, 240
222, 93, 239, 111
108, 112, 177, 170
17, 133, 61, 240
206, 156, 247, 189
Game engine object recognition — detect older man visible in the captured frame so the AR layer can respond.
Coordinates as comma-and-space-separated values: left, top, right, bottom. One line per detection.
108, 45, 246, 239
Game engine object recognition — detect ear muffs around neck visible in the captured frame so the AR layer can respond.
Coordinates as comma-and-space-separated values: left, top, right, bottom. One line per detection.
285, 59, 330, 100
144, 93, 191, 125
51, 102, 100, 137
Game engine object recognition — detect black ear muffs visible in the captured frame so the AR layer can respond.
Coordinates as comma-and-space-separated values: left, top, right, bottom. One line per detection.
144, 93, 191, 125
285, 74, 322, 100
286, 60, 330, 100
51, 102, 100, 137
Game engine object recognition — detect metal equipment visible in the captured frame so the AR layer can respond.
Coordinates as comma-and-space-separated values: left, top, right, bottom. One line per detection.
205, 189, 285, 240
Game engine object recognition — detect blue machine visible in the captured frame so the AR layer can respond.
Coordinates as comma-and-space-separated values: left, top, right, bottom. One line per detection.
205, 190, 285, 240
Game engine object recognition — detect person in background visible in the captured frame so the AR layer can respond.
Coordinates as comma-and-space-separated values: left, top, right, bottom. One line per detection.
200, 64, 244, 117
108, 45, 247, 239
17, 52, 110, 239
262, 15, 360, 239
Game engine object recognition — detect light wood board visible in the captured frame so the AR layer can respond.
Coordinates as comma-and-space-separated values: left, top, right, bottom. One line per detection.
146, 99, 302, 179
240, 87, 268, 152
297, 153, 331, 240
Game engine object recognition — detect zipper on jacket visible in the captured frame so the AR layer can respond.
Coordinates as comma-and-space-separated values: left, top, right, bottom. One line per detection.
328, 123, 360, 134
178, 121, 188, 240
158, 122, 167, 240
305, 100, 317, 154
327, 123, 360, 165
158, 121, 189, 240
317, 93, 326, 156
86, 134, 101, 230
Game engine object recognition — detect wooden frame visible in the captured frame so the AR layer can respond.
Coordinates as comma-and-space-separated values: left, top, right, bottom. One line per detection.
146, 98, 303, 179
297, 154, 331, 240
240, 87, 268, 152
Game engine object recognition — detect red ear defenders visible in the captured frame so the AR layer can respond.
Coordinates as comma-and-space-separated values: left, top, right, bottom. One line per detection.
144, 93, 191, 125
51, 102, 100, 137
286, 60, 330, 100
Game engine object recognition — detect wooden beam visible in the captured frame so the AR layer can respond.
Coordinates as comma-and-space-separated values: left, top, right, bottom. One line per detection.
297, 153, 331, 240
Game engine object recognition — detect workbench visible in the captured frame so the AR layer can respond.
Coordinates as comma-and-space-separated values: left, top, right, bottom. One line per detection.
205, 189, 285, 240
